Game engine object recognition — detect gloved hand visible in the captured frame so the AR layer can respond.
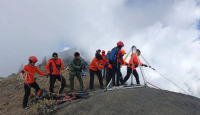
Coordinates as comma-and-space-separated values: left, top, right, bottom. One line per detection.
45, 74, 49, 78
81, 66, 85, 69
143, 64, 148, 67
135, 64, 138, 68
21, 70, 25, 74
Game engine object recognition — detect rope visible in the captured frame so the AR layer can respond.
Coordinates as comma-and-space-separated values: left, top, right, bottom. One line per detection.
141, 55, 189, 95
147, 82, 161, 90
154, 70, 189, 95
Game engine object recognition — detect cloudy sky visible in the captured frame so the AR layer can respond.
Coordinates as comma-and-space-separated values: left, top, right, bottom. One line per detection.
1, 0, 200, 97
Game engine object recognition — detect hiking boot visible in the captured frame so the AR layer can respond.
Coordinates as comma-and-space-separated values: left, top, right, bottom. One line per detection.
80, 88, 85, 92
23, 106, 29, 110
115, 86, 119, 89
112, 86, 116, 89
90, 89, 94, 92
100, 86, 105, 89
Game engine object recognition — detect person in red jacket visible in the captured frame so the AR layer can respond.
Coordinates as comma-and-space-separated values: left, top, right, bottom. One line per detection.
20, 56, 47, 109
46, 52, 66, 94
89, 52, 108, 90
124, 49, 148, 85
111, 41, 124, 87
101, 50, 106, 79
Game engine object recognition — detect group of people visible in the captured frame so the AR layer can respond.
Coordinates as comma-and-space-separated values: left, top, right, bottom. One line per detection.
20, 52, 84, 109
20, 41, 149, 109
89, 41, 149, 90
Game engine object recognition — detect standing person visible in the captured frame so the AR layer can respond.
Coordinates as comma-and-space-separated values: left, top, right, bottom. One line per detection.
96, 49, 101, 54
20, 56, 48, 109
123, 49, 148, 85
106, 49, 126, 86
101, 50, 106, 79
69, 52, 84, 92
46, 52, 66, 94
110, 41, 124, 88
89, 53, 108, 90
105, 51, 111, 82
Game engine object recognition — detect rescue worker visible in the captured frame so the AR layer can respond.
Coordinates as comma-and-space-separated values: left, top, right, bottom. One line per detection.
106, 49, 126, 86
105, 51, 111, 81
96, 49, 101, 54
69, 52, 84, 92
20, 56, 48, 109
111, 41, 124, 87
46, 52, 66, 94
89, 52, 108, 90
101, 50, 106, 79
124, 49, 148, 85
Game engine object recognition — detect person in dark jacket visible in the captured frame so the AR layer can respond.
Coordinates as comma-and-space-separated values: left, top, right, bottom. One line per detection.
111, 41, 124, 88
105, 51, 111, 82
69, 52, 84, 92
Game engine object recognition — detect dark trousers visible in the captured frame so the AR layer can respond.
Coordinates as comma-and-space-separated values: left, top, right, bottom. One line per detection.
23, 82, 40, 108
50, 75, 66, 94
106, 68, 112, 86
112, 62, 121, 86
105, 65, 109, 81
106, 68, 124, 86
89, 69, 103, 89
124, 67, 140, 84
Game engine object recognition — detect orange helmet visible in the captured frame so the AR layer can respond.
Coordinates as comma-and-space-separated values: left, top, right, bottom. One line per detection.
121, 49, 126, 55
29, 56, 38, 63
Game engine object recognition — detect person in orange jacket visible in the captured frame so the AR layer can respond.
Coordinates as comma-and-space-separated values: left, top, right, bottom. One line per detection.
106, 49, 126, 86
89, 52, 108, 90
20, 56, 48, 109
46, 52, 66, 94
101, 50, 106, 79
124, 49, 148, 85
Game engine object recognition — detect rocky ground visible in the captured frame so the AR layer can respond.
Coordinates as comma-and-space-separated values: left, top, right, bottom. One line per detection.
0, 69, 200, 115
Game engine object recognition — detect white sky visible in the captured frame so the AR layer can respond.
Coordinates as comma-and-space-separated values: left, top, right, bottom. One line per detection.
0, 0, 200, 97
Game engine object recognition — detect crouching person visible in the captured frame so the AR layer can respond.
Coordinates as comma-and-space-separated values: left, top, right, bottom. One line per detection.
69, 52, 84, 92
89, 53, 108, 90
46, 52, 66, 94
21, 56, 48, 109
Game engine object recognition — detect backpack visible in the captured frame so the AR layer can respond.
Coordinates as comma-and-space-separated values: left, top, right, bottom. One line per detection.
109, 47, 119, 64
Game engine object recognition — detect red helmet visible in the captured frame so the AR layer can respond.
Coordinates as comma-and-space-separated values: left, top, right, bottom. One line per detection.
29, 56, 38, 63
102, 50, 105, 53
117, 41, 124, 47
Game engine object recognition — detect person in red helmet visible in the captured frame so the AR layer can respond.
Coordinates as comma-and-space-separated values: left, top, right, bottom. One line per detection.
20, 56, 48, 109
106, 49, 126, 86
124, 49, 148, 85
110, 41, 124, 88
46, 52, 66, 94
101, 50, 106, 79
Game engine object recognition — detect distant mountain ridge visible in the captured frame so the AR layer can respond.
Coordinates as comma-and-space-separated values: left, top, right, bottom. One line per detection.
47, 48, 89, 71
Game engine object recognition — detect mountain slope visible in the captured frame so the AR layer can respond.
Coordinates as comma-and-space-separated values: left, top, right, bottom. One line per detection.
56, 88, 200, 115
